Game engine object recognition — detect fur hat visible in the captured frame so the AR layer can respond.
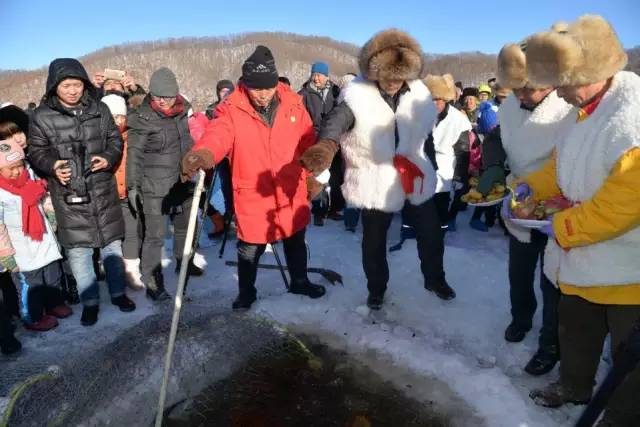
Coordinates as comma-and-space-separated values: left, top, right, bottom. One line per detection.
525, 15, 627, 87
493, 83, 512, 98
424, 74, 456, 101
359, 29, 424, 81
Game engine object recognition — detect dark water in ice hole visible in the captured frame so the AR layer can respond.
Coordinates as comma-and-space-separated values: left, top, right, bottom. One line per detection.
165, 336, 448, 427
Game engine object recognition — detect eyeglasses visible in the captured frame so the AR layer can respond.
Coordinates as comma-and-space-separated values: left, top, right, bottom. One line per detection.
152, 95, 176, 101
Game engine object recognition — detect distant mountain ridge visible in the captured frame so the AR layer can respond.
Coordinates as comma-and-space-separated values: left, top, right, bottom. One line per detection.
1, 32, 637, 111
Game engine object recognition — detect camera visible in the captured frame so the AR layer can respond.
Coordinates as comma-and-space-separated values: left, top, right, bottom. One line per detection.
59, 142, 91, 204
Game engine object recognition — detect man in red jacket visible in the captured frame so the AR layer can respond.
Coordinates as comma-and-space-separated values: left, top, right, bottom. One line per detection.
181, 46, 326, 310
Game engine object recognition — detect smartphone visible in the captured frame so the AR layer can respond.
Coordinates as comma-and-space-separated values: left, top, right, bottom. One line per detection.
104, 68, 125, 81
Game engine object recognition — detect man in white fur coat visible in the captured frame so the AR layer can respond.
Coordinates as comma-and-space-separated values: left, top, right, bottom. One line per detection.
299, 29, 454, 309
507, 16, 640, 425
476, 40, 572, 376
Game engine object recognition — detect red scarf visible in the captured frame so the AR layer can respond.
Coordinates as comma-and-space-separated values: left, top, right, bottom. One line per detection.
0, 169, 47, 241
150, 94, 185, 117
393, 155, 424, 194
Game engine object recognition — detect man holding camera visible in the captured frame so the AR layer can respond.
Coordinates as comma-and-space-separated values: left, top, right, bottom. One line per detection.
92, 68, 146, 109
28, 58, 136, 326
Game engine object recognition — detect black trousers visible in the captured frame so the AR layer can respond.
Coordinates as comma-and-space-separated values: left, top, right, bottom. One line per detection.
362, 199, 446, 297
448, 185, 468, 222
508, 231, 559, 349
472, 205, 498, 226
559, 294, 640, 425
433, 192, 451, 227
0, 272, 17, 342
236, 228, 309, 295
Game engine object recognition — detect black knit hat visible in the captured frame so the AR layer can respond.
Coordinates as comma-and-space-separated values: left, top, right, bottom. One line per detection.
216, 79, 235, 92
241, 46, 279, 89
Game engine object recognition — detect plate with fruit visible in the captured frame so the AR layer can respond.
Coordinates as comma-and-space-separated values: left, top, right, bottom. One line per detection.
509, 194, 572, 229
461, 178, 510, 207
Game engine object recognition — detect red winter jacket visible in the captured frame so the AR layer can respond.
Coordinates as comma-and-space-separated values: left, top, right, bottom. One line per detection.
193, 83, 316, 243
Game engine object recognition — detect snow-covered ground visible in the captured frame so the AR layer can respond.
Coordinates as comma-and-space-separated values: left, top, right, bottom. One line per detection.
3, 207, 591, 426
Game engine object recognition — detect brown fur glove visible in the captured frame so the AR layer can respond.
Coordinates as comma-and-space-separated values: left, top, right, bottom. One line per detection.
299, 139, 339, 175
306, 175, 325, 201
181, 149, 215, 182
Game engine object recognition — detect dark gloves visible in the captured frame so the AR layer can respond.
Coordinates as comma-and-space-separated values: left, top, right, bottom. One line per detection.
299, 139, 339, 175
476, 165, 506, 196
127, 187, 143, 215
306, 175, 325, 201
181, 149, 215, 183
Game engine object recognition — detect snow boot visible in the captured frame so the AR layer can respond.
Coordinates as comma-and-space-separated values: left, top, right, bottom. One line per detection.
26, 314, 59, 331
123, 258, 145, 290
175, 258, 204, 277
367, 294, 384, 310
46, 304, 73, 319
80, 306, 99, 327
529, 381, 590, 408
470, 218, 489, 232
504, 322, 531, 343
525, 345, 559, 376
145, 272, 171, 302
425, 280, 456, 300
111, 295, 136, 312
289, 281, 326, 299
313, 214, 324, 226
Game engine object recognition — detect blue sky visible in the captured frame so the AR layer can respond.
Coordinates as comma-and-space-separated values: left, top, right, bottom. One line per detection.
2, 0, 638, 70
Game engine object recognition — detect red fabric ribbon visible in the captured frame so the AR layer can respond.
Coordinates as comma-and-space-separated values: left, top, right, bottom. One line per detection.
393, 155, 424, 194
0, 169, 47, 241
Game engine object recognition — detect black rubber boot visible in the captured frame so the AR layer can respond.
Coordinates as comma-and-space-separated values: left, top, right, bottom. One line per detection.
504, 322, 531, 343
367, 294, 384, 310
524, 346, 559, 376
80, 306, 99, 327
425, 280, 456, 300
289, 281, 326, 299
232, 293, 257, 311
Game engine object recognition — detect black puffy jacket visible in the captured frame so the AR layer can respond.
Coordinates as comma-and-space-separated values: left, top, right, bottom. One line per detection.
28, 58, 124, 249
126, 95, 194, 216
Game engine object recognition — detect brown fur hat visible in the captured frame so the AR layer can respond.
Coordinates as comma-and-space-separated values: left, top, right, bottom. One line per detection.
424, 74, 456, 101
525, 15, 627, 87
497, 43, 529, 89
359, 29, 424, 81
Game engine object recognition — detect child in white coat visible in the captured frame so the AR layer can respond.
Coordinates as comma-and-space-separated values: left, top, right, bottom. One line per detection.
0, 138, 70, 331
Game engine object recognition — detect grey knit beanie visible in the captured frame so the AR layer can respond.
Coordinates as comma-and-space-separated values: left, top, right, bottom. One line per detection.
149, 67, 179, 97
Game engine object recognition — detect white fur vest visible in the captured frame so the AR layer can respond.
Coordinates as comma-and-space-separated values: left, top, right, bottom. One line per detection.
544, 71, 640, 287
433, 106, 472, 193
499, 92, 572, 243
340, 79, 437, 212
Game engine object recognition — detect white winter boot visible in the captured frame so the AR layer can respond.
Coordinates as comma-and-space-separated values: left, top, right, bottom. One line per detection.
123, 258, 145, 290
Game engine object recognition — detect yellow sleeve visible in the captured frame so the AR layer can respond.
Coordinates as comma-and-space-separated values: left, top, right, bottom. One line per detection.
521, 152, 561, 201
554, 147, 640, 248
